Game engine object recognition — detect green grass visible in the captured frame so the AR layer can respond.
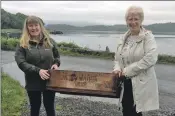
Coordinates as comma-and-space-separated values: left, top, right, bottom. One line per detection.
1, 72, 26, 116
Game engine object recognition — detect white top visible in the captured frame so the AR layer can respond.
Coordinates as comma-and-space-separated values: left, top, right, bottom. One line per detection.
121, 35, 138, 68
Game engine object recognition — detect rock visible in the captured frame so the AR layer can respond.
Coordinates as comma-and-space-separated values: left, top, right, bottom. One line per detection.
50, 30, 63, 35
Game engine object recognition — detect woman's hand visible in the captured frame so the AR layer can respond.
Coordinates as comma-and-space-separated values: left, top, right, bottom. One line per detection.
39, 69, 50, 80
51, 64, 59, 70
112, 70, 122, 77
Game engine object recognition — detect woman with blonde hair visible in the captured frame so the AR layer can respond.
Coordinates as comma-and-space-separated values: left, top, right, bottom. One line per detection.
15, 16, 60, 116
113, 6, 159, 116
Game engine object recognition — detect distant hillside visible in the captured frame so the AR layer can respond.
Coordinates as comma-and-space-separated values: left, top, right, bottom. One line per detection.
146, 23, 175, 33
1, 9, 175, 34
46, 23, 175, 34
45, 24, 128, 33
1, 9, 28, 29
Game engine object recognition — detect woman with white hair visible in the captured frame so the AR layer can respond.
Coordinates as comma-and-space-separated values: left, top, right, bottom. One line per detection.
15, 16, 60, 116
113, 6, 159, 116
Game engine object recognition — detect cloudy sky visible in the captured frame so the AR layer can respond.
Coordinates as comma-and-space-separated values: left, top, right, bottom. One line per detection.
2, 1, 175, 26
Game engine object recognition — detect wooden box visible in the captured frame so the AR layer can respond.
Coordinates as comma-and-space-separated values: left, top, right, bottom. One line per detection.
47, 70, 120, 98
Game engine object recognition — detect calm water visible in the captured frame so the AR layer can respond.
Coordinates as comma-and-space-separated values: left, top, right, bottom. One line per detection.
50, 32, 175, 56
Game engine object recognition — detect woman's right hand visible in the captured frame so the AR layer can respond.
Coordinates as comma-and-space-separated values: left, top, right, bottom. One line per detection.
39, 69, 50, 80
112, 70, 122, 77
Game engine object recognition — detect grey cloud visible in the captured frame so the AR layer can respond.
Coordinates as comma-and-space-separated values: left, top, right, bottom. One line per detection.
149, 2, 175, 12
2, 1, 175, 26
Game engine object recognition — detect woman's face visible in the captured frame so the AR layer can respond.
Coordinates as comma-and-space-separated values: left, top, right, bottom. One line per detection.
126, 13, 142, 33
27, 23, 41, 37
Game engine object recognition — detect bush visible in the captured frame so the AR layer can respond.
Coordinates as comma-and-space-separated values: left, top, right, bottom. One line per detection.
158, 54, 175, 64
1, 38, 19, 50
57, 42, 81, 49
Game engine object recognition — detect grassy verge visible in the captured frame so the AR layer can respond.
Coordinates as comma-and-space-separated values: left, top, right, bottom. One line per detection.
1, 72, 26, 116
1, 37, 175, 64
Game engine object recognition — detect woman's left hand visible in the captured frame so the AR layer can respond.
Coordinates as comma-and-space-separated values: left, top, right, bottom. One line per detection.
51, 64, 59, 70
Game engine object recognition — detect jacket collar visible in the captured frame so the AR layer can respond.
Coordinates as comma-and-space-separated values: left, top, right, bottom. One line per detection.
122, 26, 151, 43
29, 36, 47, 46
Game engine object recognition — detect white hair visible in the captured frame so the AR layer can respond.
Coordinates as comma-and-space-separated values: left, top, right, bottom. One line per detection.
125, 5, 144, 23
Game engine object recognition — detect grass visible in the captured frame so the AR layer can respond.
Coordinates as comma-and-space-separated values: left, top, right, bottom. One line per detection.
1, 72, 26, 116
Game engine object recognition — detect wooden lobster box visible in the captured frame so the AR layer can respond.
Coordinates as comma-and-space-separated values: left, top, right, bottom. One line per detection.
47, 70, 120, 98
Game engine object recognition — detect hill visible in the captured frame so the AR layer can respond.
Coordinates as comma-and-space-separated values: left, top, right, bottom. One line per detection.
1, 9, 175, 34
1, 9, 28, 29
46, 23, 175, 34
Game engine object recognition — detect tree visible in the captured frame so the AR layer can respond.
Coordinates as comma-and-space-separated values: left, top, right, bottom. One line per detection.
1, 9, 27, 29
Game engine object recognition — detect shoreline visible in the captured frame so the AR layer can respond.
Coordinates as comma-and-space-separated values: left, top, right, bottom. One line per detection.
1, 49, 175, 65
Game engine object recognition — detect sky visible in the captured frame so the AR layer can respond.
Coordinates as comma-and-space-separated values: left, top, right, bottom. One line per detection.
2, 1, 175, 26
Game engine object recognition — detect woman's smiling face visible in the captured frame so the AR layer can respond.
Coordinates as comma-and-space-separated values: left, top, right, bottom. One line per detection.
27, 23, 41, 37
126, 12, 142, 33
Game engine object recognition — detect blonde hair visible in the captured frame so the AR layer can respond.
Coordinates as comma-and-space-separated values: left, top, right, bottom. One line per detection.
20, 16, 53, 48
125, 5, 144, 23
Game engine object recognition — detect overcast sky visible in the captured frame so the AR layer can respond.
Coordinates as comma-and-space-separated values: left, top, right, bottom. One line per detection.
2, 1, 175, 26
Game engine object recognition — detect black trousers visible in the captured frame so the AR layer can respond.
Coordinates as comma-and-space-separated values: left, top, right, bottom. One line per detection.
27, 90, 56, 116
122, 79, 142, 116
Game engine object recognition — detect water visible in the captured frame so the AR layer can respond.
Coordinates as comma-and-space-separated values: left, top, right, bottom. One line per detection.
50, 32, 175, 56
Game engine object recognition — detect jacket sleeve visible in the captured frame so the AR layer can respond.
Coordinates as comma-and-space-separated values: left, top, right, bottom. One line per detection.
15, 45, 41, 74
113, 39, 122, 72
123, 33, 158, 77
113, 49, 121, 72
51, 39, 61, 67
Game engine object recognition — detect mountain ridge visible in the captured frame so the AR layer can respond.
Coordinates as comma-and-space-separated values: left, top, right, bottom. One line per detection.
1, 8, 175, 34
